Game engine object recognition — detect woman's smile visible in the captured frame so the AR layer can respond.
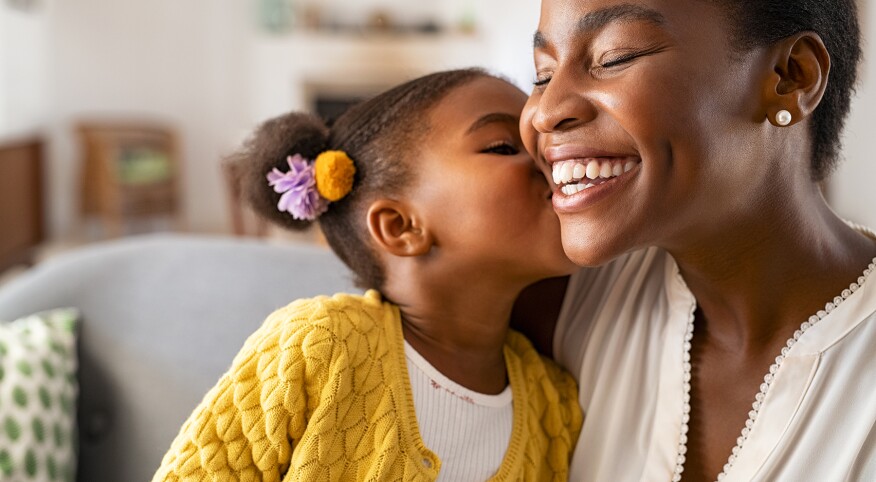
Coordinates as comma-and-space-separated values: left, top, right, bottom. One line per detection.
551, 158, 639, 194
549, 157, 641, 214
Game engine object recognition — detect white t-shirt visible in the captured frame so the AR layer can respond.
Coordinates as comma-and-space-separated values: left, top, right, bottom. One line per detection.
404, 341, 513, 481
555, 234, 876, 481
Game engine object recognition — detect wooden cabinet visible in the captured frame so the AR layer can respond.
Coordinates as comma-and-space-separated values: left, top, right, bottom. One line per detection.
0, 135, 44, 272
78, 122, 181, 236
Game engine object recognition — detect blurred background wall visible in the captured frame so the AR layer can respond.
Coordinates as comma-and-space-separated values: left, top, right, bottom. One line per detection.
1, 0, 541, 240
0, 0, 873, 245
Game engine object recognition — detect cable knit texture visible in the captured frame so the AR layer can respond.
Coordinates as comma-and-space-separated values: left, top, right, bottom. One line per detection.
153, 291, 582, 481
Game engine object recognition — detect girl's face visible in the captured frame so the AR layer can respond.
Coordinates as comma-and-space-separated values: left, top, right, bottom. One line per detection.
521, 0, 781, 266
410, 76, 576, 282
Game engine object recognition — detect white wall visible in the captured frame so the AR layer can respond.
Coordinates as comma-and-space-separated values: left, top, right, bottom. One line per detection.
3, 0, 871, 238
40, 0, 542, 238
0, 3, 49, 134
46, 0, 251, 235
832, 0, 876, 228
465, 0, 541, 89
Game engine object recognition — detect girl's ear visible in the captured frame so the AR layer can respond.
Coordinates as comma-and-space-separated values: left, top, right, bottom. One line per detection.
761, 32, 830, 126
366, 199, 434, 257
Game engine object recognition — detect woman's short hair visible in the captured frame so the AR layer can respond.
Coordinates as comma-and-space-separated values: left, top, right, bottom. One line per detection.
713, 0, 862, 180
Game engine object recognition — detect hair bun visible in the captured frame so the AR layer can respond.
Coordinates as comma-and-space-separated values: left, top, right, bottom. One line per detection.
227, 112, 329, 230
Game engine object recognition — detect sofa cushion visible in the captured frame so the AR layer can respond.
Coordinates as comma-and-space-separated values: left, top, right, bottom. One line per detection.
0, 308, 79, 482
0, 234, 357, 482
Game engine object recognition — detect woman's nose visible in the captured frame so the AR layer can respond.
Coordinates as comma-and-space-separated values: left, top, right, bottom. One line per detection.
530, 71, 597, 134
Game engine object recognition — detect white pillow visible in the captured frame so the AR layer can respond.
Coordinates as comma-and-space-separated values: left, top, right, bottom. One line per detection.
0, 308, 78, 481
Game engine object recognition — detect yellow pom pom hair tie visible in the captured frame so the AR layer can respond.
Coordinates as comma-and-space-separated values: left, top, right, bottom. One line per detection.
266, 150, 356, 221
314, 150, 357, 202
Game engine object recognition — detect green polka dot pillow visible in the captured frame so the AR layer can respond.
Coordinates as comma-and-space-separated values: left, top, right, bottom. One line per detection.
0, 309, 78, 482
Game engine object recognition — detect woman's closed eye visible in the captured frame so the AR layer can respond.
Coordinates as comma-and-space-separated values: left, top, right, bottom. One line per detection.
482, 141, 520, 156
533, 75, 552, 88
593, 45, 665, 74
532, 52, 648, 87
600, 51, 642, 68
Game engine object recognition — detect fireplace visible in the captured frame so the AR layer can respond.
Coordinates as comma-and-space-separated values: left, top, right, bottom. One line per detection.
304, 81, 389, 124
250, 32, 488, 126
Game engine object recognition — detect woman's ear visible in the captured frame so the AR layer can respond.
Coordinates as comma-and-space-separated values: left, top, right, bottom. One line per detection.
366, 199, 434, 257
762, 32, 830, 126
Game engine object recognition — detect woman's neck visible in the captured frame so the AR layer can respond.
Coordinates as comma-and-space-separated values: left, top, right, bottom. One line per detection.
384, 271, 528, 395
667, 187, 876, 353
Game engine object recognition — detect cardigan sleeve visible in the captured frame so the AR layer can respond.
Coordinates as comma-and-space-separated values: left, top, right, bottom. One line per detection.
152, 298, 338, 482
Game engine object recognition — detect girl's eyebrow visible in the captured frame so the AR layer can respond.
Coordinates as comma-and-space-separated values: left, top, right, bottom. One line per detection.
533, 3, 666, 49
466, 112, 519, 135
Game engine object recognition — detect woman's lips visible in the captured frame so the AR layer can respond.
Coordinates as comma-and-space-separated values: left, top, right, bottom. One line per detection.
550, 160, 641, 213
543, 145, 634, 163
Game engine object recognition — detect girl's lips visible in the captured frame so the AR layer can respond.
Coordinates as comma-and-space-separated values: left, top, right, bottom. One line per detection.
551, 161, 641, 214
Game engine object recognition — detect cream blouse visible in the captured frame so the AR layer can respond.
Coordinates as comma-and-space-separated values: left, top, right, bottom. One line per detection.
555, 230, 876, 482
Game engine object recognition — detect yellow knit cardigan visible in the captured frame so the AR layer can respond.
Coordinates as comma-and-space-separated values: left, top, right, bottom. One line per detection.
153, 291, 582, 481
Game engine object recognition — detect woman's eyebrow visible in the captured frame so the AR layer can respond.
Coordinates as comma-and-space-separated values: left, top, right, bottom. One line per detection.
533, 3, 666, 48
466, 113, 519, 135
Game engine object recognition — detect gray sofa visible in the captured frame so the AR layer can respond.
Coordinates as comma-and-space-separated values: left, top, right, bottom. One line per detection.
0, 234, 357, 482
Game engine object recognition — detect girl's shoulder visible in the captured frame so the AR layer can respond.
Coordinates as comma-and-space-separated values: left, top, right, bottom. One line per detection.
254, 289, 396, 346
505, 329, 584, 454
505, 329, 579, 401
272, 290, 388, 321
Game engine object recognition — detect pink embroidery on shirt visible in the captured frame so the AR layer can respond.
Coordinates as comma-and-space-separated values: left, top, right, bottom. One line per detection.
429, 379, 476, 404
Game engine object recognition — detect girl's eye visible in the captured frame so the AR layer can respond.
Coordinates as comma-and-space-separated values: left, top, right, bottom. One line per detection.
483, 142, 520, 156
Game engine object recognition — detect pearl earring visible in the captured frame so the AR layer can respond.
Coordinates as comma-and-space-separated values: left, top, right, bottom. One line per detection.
776, 110, 792, 126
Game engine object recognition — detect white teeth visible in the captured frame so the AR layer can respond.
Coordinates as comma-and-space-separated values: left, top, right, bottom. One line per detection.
586, 161, 601, 180
560, 182, 599, 196
560, 162, 574, 183
555, 159, 639, 193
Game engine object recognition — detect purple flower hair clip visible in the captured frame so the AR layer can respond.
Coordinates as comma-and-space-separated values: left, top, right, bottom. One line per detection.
266, 154, 328, 221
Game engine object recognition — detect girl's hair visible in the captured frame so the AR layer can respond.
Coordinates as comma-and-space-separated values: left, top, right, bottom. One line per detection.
229, 68, 491, 289
709, 0, 861, 181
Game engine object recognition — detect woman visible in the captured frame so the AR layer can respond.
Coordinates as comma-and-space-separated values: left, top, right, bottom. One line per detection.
516, 0, 876, 481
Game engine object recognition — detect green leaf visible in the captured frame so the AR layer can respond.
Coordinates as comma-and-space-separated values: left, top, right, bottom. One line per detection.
0, 450, 12, 476
13, 386, 28, 408
5, 416, 21, 441
16, 360, 33, 377
24, 449, 37, 476
32, 417, 46, 443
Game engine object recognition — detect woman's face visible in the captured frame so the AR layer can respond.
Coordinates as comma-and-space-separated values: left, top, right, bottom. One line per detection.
410, 76, 577, 282
521, 0, 781, 266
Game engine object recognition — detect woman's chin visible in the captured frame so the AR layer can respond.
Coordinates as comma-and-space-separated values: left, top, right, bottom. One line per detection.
561, 230, 633, 268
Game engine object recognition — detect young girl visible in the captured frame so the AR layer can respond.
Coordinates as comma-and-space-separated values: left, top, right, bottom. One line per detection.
153, 69, 581, 481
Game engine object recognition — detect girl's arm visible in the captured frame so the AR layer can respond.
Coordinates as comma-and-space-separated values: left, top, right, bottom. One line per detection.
510, 275, 570, 358
152, 303, 327, 481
